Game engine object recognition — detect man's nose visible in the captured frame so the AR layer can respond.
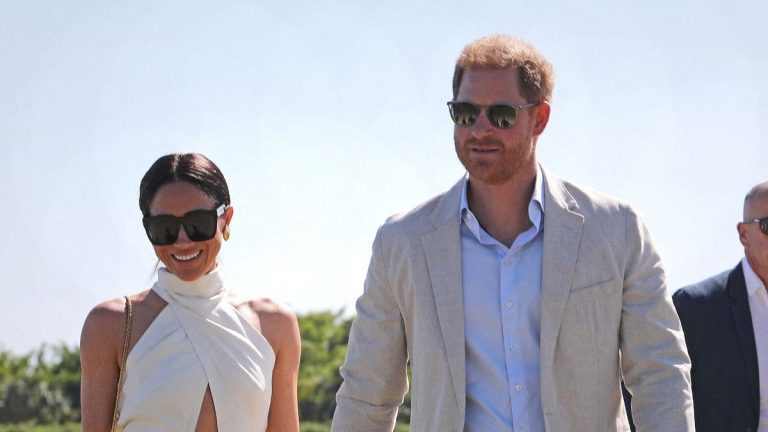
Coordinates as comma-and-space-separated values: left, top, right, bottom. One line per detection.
470, 112, 494, 139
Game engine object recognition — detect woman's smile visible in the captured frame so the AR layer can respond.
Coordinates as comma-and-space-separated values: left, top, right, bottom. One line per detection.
172, 250, 202, 262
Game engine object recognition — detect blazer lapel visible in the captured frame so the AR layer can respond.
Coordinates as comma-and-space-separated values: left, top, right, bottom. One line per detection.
539, 171, 585, 376
422, 178, 465, 419
728, 263, 760, 412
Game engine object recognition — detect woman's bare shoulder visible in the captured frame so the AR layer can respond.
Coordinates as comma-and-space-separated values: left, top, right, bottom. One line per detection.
230, 292, 295, 321
249, 298, 300, 335
80, 290, 157, 347
82, 297, 127, 333
233, 296, 299, 355
245, 297, 294, 317
80, 297, 128, 365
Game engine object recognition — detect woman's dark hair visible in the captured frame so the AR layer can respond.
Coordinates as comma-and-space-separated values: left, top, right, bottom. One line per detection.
139, 153, 230, 216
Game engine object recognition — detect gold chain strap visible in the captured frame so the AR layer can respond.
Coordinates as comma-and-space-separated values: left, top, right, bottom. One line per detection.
111, 296, 133, 432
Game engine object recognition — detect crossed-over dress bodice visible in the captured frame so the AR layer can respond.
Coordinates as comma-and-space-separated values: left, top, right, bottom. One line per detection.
115, 268, 275, 431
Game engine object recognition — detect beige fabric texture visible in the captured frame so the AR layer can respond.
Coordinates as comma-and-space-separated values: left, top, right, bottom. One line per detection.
332, 168, 694, 432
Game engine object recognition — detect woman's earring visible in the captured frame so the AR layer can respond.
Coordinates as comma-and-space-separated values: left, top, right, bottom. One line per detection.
223, 226, 231, 241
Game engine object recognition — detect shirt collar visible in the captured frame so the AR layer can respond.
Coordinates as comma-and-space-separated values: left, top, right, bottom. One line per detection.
742, 256, 766, 297
459, 166, 545, 230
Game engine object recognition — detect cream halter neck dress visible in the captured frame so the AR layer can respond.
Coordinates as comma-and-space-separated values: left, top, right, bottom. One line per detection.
115, 267, 275, 431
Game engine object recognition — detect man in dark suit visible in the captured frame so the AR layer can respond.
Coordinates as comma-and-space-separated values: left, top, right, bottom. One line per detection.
673, 181, 768, 432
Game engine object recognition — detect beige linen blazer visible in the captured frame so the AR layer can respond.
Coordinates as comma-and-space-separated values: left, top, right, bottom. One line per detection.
332, 169, 694, 432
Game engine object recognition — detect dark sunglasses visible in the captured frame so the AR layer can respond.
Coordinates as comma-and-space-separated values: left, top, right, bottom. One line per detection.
745, 216, 768, 236
143, 204, 227, 246
447, 101, 537, 129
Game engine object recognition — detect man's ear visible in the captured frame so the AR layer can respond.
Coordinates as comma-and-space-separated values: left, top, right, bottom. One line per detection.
737, 222, 749, 247
533, 102, 550, 136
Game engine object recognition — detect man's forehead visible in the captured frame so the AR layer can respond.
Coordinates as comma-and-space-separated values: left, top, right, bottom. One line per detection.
747, 188, 768, 214
462, 65, 520, 77
458, 67, 520, 87
457, 68, 523, 100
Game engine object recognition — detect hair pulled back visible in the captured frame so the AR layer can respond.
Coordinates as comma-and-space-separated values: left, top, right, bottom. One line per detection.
139, 153, 230, 217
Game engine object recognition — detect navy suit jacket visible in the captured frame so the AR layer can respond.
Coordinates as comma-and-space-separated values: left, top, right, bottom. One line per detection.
673, 263, 760, 432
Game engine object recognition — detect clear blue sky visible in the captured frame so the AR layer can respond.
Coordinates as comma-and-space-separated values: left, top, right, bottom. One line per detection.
2, 0, 766, 354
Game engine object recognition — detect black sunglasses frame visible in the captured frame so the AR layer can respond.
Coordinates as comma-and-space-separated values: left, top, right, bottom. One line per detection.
143, 204, 227, 246
447, 101, 538, 129
745, 216, 768, 236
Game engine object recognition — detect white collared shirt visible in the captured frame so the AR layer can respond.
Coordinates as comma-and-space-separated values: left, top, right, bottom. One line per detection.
744, 256, 768, 432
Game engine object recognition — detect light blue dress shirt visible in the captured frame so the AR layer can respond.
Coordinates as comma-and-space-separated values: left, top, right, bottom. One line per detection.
460, 170, 545, 432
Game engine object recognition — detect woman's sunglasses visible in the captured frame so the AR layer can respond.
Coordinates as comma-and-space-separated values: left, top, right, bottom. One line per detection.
447, 101, 537, 129
745, 216, 768, 236
142, 204, 227, 246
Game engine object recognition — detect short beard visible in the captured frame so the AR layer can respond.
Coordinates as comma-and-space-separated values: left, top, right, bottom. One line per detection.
455, 137, 535, 185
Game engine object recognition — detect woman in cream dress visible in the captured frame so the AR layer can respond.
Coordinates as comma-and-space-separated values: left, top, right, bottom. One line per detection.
80, 153, 301, 431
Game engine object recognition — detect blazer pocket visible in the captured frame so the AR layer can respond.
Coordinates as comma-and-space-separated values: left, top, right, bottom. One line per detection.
564, 277, 621, 341
570, 277, 617, 293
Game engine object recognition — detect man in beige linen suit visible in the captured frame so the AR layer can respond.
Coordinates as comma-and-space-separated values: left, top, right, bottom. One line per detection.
331, 35, 694, 431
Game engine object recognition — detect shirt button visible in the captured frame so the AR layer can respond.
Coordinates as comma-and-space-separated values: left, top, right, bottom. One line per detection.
503, 258, 512, 266
515, 384, 522, 392
506, 299, 513, 308
509, 343, 517, 350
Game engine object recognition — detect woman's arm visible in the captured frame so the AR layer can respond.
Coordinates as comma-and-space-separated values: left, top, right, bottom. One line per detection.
80, 299, 125, 432
255, 300, 301, 432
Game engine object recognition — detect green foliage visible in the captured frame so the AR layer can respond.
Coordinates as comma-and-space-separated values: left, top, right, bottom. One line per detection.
297, 310, 352, 421
395, 423, 410, 432
300, 421, 409, 431
0, 345, 80, 425
0, 311, 412, 427
297, 311, 412, 424
299, 421, 331, 431
396, 368, 412, 424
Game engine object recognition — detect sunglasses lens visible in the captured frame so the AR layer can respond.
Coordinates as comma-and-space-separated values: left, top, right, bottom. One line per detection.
142, 208, 221, 245
488, 105, 518, 129
144, 217, 180, 246
183, 211, 218, 242
449, 103, 520, 128
449, 103, 479, 126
